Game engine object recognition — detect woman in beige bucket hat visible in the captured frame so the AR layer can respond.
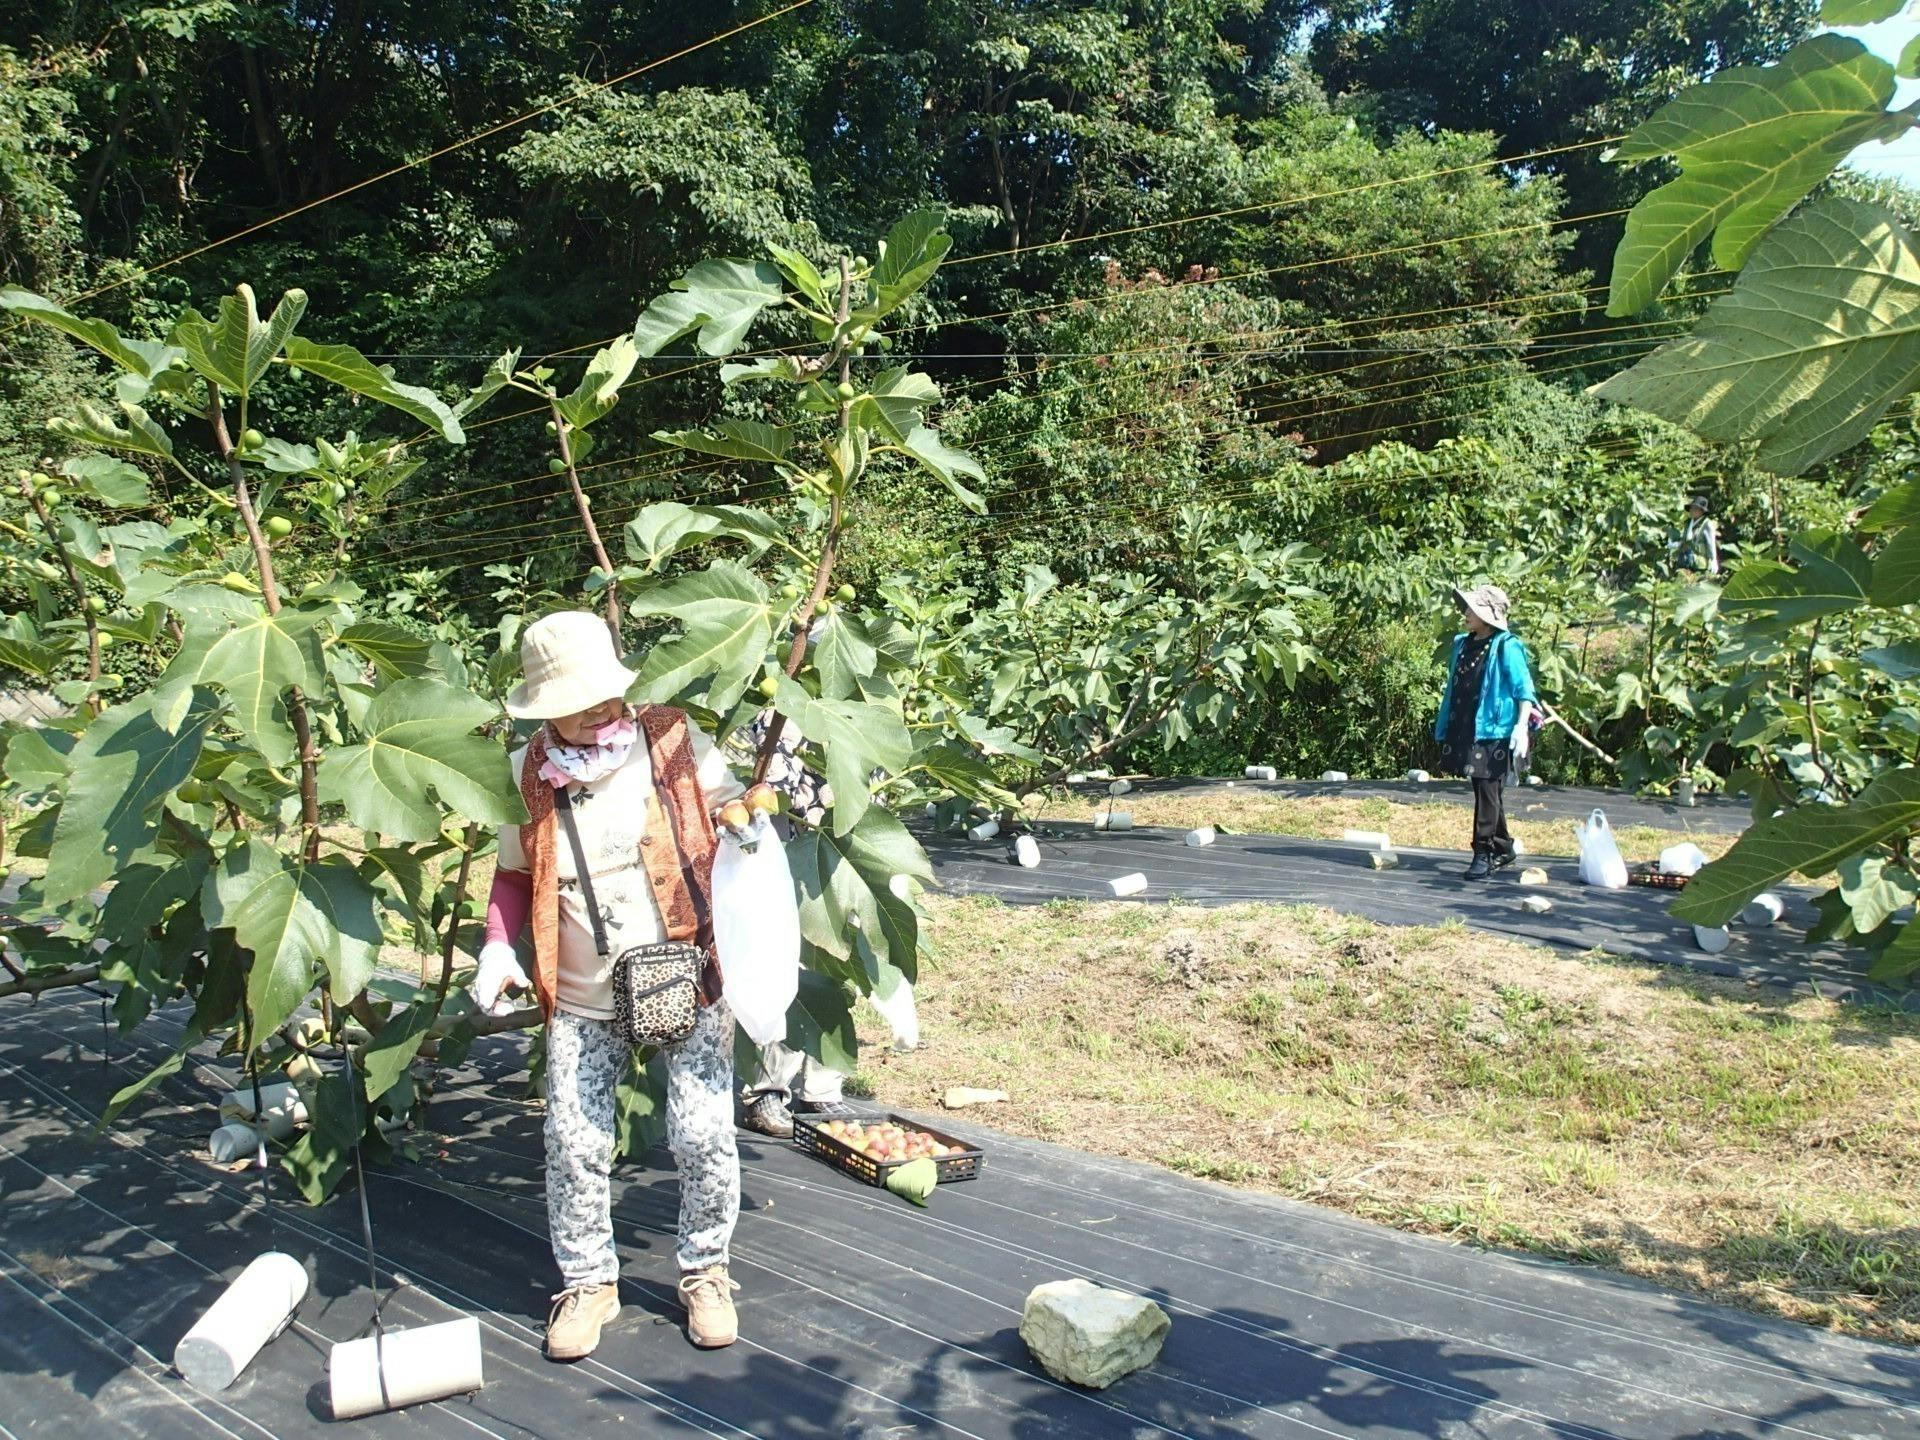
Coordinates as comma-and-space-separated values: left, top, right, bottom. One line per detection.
477, 611, 774, 1360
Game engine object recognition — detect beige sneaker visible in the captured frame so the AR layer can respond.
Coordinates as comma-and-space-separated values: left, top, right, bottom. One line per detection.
678, 1265, 740, 1349
545, 1282, 619, 1361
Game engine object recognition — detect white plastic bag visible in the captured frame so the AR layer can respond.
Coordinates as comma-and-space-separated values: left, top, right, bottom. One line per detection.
1657, 841, 1708, 877
711, 823, 801, 1045
1575, 808, 1629, 889
870, 974, 920, 1050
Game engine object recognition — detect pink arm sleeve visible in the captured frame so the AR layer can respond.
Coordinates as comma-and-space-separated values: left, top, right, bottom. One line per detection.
484, 867, 533, 948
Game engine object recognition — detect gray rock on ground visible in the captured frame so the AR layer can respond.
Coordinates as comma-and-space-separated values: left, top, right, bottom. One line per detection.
1019, 1278, 1170, 1389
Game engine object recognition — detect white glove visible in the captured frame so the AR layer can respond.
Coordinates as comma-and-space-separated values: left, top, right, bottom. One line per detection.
1509, 710, 1533, 761
473, 941, 531, 1017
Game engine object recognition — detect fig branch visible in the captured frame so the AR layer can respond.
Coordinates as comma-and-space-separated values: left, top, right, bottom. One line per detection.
754, 254, 854, 786
207, 386, 322, 863
16, 471, 103, 714
548, 398, 622, 644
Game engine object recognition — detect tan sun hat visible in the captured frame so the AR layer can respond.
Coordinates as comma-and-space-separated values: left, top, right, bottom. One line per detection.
504, 610, 638, 720
1451, 583, 1512, 632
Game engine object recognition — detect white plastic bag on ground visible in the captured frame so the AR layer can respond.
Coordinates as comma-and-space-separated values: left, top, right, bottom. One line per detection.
711, 824, 801, 1045
1576, 808, 1629, 889
1657, 841, 1709, 877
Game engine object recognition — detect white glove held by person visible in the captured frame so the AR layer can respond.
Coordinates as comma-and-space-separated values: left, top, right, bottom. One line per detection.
1509, 712, 1532, 761
473, 941, 530, 1016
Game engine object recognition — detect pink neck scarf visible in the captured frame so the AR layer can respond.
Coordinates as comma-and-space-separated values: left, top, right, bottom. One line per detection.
536, 708, 637, 788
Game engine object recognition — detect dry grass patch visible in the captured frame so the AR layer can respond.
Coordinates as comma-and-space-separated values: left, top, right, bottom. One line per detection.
852, 895, 1920, 1344
1040, 790, 1737, 863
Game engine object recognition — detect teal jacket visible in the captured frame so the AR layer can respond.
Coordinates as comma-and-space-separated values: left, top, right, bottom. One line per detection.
1434, 631, 1538, 742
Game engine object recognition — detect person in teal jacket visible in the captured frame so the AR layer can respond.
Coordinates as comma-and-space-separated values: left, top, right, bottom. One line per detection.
1434, 584, 1539, 880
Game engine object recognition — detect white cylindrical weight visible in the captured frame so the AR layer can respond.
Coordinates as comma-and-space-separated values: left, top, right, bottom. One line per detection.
1321, 770, 1349, 783
1107, 778, 1133, 796
968, 819, 1000, 842
1012, 835, 1040, 868
285, 1051, 324, 1087
328, 1317, 484, 1420
221, 1095, 305, 1144
1066, 772, 1088, 784
1674, 778, 1696, 808
1093, 811, 1133, 832
220, 1080, 295, 1119
1244, 765, 1277, 781
208, 1122, 263, 1165
1742, 893, 1786, 926
1108, 873, 1148, 897
1692, 924, 1732, 954
1185, 826, 1216, 848
923, 801, 937, 818
173, 1252, 308, 1391
1341, 829, 1390, 851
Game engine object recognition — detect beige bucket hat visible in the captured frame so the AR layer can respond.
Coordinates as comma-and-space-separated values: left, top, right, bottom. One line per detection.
504, 610, 638, 720
1451, 583, 1512, 632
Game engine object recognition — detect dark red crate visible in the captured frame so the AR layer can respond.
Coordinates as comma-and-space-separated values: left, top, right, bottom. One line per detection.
792, 1112, 985, 1187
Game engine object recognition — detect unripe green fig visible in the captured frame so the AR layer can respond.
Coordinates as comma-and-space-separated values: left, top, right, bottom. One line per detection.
40, 488, 60, 507
548, 457, 567, 473
85, 595, 106, 613
219, 571, 258, 594
817, 597, 835, 616
239, 427, 265, 449
176, 779, 209, 804
265, 515, 293, 539
835, 583, 855, 603
96, 633, 115, 650
758, 675, 780, 700
835, 381, 856, 401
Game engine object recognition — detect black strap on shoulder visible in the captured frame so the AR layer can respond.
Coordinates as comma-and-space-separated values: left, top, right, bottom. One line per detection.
553, 786, 610, 959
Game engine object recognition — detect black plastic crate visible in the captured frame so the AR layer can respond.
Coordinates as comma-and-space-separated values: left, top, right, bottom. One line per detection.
792, 1112, 985, 1187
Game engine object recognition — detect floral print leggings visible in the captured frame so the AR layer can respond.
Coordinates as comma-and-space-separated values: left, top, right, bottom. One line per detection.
544, 998, 740, 1285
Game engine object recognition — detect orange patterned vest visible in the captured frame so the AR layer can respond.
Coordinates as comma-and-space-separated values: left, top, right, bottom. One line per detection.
517, 704, 721, 1019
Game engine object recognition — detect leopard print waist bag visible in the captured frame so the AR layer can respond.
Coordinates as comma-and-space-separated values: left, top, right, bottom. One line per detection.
555, 787, 704, 1048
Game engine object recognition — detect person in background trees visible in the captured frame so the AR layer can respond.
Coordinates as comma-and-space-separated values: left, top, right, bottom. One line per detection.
472, 611, 774, 1360
1434, 584, 1539, 881
1673, 495, 1721, 576
733, 707, 856, 1138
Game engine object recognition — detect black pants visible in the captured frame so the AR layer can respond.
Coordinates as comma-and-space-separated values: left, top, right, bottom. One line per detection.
1471, 775, 1512, 856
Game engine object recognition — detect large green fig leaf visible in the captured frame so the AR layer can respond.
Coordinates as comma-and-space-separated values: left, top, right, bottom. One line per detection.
153, 608, 329, 767
894, 424, 986, 513
0, 286, 163, 375
623, 502, 782, 573
1592, 199, 1920, 475
204, 838, 384, 1038
1821, 0, 1904, 22
47, 400, 174, 460
45, 691, 219, 905
786, 802, 930, 974
784, 969, 859, 1072
1719, 531, 1872, 628
281, 336, 464, 443
628, 562, 774, 714
336, 622, 438, 682
612, 1051, 669, 1162
871, 209, 952, 318
1672, 767, 1920, 926
850, 366, 942, 442
62, 455, 151, 508
557, 336, 640, 431
651, 418, 794, 466
171, 285, 307, 397
771, 676, 913, 835
1605, 36, 1908, 316
318, 679, 524, 842
632, 258, 785, 357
